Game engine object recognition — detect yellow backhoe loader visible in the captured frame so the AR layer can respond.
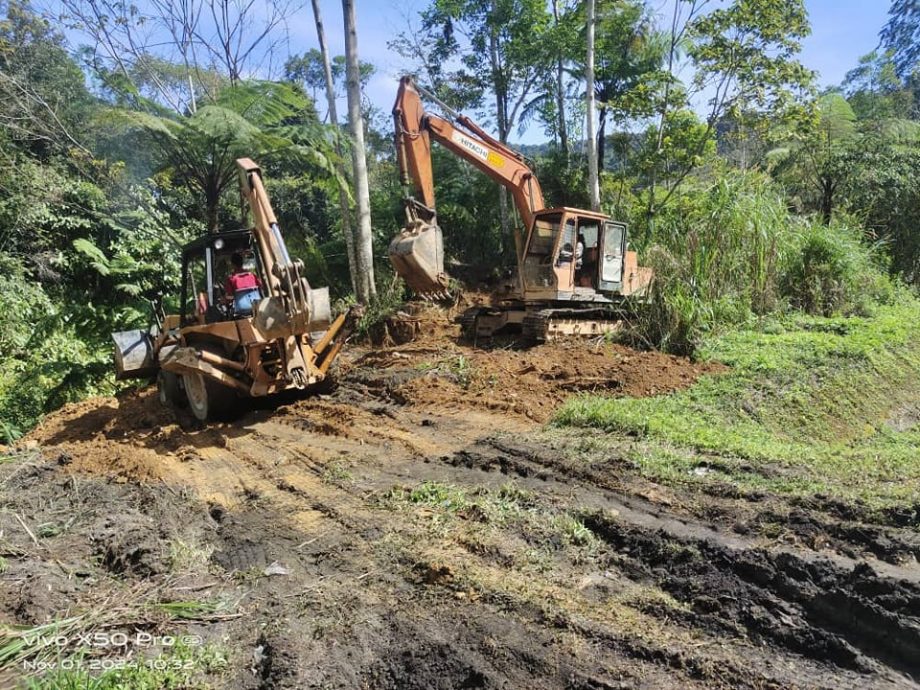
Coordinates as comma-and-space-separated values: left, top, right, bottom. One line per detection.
391, 76, 653, 341
112, 158, 355, 420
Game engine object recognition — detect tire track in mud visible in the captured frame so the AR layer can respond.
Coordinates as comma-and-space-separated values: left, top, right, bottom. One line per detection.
420, 436, 920, 688
184, 415, 773, 688
582, 511, 920, 683
192, 410, 919, 689
454, 436, 920, 581
19, 385, 920, 689
192, 418, 692, 689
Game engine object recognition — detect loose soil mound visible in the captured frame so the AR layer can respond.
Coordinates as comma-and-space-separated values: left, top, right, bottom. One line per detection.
357, 341, 720, 422
349, 302, 723, 422
26, 390, 186, 482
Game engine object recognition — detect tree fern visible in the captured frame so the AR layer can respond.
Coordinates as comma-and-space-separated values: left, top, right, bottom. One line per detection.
104, 80, 347, 232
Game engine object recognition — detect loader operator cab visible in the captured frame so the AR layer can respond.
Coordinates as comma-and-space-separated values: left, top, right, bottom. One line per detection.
179, 230, 264, 326
521, 208, 628, 298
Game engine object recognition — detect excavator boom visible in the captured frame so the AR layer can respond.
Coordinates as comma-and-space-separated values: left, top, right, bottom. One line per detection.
391, 76, 545, 295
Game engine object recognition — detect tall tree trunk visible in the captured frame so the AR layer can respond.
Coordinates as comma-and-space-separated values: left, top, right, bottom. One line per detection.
821, 177, 834, 225
187, 72, 197, 113
311, 0, 357, 295
206, 178, 219, 233
342, 0, 376, 303
585, 0, 600, 211
552, 0, 569, 159
597, 107, 607, 172
488, 9, 512, 250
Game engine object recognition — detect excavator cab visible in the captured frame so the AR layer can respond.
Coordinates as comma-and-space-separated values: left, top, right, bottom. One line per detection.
520, 209, 628, 299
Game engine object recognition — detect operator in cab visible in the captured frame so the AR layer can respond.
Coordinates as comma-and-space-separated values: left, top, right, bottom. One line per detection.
224, 252, 262, 315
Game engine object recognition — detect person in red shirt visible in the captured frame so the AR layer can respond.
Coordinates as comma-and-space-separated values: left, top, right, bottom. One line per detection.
224, 252, 262, 315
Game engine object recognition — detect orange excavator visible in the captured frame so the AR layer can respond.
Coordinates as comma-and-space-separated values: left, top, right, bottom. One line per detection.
390, 76, 652, 341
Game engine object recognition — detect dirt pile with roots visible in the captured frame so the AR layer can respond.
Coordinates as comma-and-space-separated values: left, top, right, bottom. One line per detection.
346, 301, 723, 422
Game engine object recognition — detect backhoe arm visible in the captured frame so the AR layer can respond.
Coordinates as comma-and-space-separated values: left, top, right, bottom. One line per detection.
391, 76, 546, 295
236, 157, 327, 387
237, 158, 315, 332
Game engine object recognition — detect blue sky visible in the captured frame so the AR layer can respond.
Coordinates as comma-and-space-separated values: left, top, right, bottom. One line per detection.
800, 0, 889, 87
287, 0, 893, 144
58, 0, 893, 144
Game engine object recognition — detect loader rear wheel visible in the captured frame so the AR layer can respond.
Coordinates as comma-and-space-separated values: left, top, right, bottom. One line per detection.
157, 370, 185, 408
183, 371, 236, 422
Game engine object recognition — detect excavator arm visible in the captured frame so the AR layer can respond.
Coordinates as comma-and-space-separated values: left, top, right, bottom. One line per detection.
391, 76, 546, 295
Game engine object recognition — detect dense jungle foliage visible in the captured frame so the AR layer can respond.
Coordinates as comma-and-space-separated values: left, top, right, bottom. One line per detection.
1, 0, 919, 441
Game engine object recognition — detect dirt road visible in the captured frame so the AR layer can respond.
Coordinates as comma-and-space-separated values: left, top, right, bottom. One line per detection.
3, 311, 920, 689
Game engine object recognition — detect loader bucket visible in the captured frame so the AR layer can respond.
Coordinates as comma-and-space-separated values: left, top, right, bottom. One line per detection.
388, 221, 450, 297
112, 329, 157, 380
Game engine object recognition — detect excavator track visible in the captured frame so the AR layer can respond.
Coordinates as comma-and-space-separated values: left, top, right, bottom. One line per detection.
461, 305, 631, 343
522, 307, 628, 343
459, 307, 482, 341
459, 305, 527, 341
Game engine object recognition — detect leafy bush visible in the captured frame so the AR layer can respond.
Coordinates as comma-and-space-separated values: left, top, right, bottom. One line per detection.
0, 306, 115, 443
838, 147, 920, 284
781, 218, 895, 316
0, 179, 189, 443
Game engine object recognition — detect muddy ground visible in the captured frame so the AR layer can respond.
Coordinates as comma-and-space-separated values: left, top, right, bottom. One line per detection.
2, 304, 920, 689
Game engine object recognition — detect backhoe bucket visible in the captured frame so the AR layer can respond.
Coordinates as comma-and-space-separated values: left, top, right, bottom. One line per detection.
389, 221, 450, 297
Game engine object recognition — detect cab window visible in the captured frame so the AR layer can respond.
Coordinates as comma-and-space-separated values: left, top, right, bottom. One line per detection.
185, 255, 208, 322
522, 214, 562, 289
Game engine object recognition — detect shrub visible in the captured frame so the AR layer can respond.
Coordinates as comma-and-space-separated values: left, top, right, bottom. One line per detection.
781, 218, 895, 317
634, 173, 897, 354
635, 172, 792, 354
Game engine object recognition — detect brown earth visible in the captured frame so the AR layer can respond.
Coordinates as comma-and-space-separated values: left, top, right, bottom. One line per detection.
2, 304, 920, 689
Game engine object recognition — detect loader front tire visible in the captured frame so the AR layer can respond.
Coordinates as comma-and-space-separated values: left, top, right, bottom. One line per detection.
183, 371, 236, 422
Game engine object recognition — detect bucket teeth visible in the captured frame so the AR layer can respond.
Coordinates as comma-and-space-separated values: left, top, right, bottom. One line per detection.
410, 289, 452, 302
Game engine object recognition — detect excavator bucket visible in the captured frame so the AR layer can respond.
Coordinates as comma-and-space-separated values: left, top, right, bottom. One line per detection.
388, 220, 450, 297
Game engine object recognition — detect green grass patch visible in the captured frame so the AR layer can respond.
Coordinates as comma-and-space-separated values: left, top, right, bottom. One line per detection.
380, 480, 600, 562
555, 300, 920, 508
321, 459, 354, 485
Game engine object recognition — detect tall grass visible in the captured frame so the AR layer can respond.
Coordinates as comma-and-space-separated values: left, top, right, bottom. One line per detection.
637, 173, 895, 354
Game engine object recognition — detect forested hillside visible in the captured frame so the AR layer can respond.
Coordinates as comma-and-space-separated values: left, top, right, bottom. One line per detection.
1, 0, 919, 441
